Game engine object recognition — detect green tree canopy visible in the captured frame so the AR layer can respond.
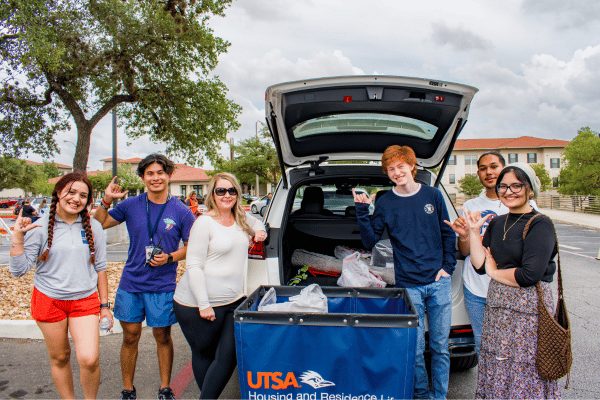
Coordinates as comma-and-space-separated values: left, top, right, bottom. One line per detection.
0, 155, 44, 193
211, 130, 280, 188
1, 0, 241, 171
530, 164, 552, 193
457, 174, 483, 197
558, 127, 600, 196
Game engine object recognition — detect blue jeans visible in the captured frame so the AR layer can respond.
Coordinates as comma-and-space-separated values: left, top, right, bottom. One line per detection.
462, 284, 486, 354
405, 277, 452, 400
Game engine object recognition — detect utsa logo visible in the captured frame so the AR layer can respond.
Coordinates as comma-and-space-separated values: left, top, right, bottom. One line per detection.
247, 372, 300, 390
247, 371, 335, 390
163, 218, 176, 230
299, 371, 335, 389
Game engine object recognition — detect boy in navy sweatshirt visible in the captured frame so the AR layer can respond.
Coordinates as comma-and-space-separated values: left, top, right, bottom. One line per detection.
353, 145, 456, 400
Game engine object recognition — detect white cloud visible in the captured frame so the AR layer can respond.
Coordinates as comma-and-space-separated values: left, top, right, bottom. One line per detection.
453, 45, 600, 140
430, 22, 494, 51
521, 0, 600, 29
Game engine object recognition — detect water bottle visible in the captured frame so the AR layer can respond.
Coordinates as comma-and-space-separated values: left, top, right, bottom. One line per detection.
99, 317, 112, 332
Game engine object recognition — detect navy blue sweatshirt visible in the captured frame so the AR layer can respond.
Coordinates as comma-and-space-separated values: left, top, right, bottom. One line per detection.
356, 185, 456, 288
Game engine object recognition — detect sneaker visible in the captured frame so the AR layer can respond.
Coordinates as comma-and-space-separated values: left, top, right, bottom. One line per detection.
158, 387, 176, 400
120, 387, 137, 400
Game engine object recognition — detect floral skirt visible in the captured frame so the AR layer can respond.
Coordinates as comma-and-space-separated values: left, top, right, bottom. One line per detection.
475, 280, 561, 399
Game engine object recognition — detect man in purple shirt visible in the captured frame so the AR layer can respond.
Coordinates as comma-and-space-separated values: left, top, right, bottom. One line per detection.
94, 154, 195, 400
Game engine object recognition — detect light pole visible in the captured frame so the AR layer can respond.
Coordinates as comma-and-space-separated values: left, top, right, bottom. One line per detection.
255, 121, 266, 197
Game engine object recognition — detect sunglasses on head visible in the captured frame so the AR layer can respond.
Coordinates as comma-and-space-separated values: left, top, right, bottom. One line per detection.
214, 187, 238, 196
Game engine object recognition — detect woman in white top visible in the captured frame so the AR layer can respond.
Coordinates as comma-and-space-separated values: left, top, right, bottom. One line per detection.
173, 172, 266, 399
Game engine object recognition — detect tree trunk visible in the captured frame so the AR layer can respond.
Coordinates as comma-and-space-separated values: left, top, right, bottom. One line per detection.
73, 123, 93, 173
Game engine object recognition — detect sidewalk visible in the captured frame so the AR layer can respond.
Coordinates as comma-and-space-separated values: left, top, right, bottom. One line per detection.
538, 208, 600, 230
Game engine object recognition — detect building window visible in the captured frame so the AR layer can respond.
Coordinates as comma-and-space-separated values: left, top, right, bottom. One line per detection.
181, 185, 187, 197
508, 153, 518, 163
464, 155, 477, 165
552, 177, 559, 188
192, 185, 203, 196
448, 155, 456, 165
527, 153, 537, 163
550, 158, 560, 169
449, 174, 455, 184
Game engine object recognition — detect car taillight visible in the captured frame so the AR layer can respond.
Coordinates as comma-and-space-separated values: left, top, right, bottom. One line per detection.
451, 328, 473, 334
248, 240, 265, 260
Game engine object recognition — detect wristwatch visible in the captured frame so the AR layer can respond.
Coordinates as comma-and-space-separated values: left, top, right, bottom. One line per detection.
100, 302, 111, 309
167, 253, 173, 264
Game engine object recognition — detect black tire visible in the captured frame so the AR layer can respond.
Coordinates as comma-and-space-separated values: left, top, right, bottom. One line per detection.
0, 203, 7, 209
251, 205, 257, 214
259, 205, 267, 217
450, 353, 479, 372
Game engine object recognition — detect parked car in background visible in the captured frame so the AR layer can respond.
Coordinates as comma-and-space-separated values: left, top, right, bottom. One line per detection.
250, 195, 269, 214
0, 197, 20, 208
246, 75, 479, 371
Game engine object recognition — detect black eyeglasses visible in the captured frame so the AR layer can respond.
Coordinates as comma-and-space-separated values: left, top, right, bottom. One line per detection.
496, 183, 525, 194
214, 187, 238, 196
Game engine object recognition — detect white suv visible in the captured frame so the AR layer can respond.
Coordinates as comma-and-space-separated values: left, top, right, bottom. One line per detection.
246, 75, 479, 371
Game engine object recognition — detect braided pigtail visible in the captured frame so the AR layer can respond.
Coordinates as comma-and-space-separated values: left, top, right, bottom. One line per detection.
80, 208, 96, 264
38, 195, 58, 262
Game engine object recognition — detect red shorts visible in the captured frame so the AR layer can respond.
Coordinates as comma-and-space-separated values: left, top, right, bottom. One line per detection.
31, 287, 100, 323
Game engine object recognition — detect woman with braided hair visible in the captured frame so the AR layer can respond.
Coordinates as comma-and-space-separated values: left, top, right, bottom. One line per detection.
9, 172, 110, 399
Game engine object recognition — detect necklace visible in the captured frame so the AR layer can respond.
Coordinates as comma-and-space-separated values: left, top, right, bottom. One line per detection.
503, 213, 526, 241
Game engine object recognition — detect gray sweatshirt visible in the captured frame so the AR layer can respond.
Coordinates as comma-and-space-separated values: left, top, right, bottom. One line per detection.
9, 214, 107, 300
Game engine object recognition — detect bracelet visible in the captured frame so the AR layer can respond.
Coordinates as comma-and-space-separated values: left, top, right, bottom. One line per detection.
100, 202, 109, 210
459, 235, 469, 242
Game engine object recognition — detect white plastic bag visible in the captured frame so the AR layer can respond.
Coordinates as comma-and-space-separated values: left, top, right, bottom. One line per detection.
337, 252, 387, 288
257, 284, 328, 313
334, 245, 371, 261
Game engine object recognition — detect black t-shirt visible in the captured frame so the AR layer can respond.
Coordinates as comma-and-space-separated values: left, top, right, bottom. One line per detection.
21, 204, 37, 219
478, 210, 557, 287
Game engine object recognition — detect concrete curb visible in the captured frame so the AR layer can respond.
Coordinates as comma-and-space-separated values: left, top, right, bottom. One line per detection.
0, 318, 147, 339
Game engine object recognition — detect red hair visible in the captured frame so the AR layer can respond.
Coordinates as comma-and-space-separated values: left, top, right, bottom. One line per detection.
381, 145, 418, 177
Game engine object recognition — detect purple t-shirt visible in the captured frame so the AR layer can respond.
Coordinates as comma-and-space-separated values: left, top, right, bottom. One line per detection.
109, 193, 196, 293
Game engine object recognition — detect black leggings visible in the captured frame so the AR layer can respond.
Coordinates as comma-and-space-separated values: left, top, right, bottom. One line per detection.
174, 298, 243, 399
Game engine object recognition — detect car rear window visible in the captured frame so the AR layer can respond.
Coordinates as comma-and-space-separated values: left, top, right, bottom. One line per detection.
291, 184, 393, 215
292, 113, 438, 141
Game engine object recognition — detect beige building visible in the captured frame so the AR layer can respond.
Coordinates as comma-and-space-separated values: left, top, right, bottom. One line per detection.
443, 136, 569, 199
99, 158, 211, 199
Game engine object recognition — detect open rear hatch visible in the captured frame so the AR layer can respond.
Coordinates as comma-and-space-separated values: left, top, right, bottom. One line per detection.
265, 75, 478, 187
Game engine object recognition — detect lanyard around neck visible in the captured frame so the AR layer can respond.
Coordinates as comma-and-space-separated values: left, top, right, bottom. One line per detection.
146, 193, 170, 245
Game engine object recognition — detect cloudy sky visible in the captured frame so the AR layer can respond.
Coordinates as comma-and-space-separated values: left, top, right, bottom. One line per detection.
30, 0, 600, 170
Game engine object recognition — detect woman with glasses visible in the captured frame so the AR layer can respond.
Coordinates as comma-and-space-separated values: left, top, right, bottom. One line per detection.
173, 172, 267, 399
465, 163, 560, 399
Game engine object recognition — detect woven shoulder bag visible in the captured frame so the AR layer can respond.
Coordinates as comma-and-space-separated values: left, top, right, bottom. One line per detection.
523, 214, 572, 387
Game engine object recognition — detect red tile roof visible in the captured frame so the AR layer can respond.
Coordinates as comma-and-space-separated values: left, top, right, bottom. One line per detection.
454, 136, 569, 150
25, 160, 72, 169
170, 165, 210, 182
48, 170, 109, 184
100, 157, 142, 163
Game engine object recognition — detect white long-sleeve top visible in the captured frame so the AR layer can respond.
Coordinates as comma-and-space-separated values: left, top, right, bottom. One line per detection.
173, 214, 265, 309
